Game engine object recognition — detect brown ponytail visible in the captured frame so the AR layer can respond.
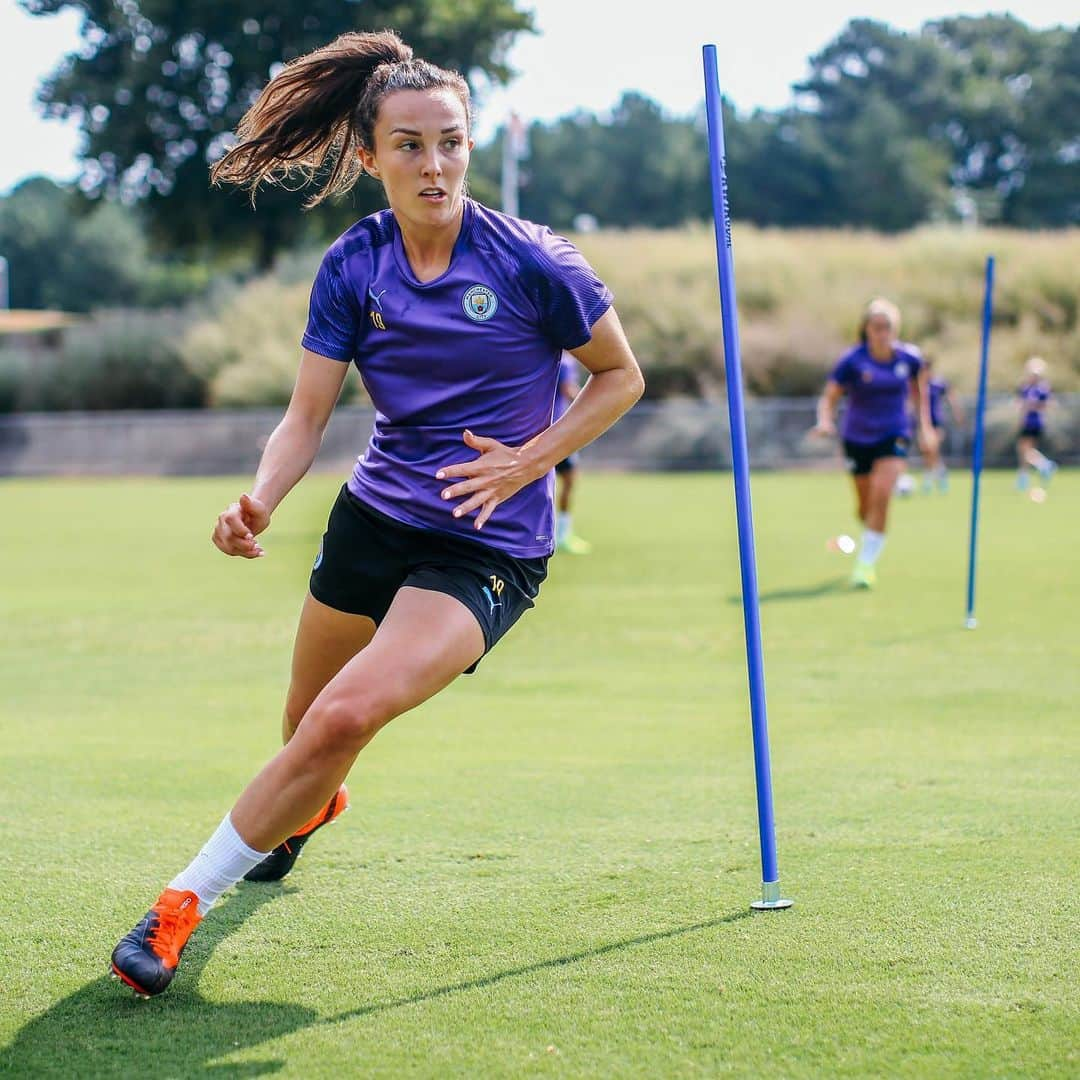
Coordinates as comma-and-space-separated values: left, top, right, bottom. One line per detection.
211, 30, 471, 208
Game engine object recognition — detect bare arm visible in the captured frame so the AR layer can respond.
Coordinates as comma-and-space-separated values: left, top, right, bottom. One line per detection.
436, 307, 645, 530
913, 368, 934, 436
250, 350, 350, 513
814, 380, 844, 435
212, 350, 349, 557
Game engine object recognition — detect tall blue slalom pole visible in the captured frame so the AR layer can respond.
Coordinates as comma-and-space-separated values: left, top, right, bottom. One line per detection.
702, 45, 791, 912
965, 255, 995, 629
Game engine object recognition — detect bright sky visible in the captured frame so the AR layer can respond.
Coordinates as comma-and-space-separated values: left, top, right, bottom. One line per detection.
2, 1, 1075, 193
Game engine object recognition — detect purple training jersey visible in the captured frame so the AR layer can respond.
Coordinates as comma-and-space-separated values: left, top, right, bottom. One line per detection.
552, 353, 579, 423
830, 343, 923, 444
1018, 380, 1050, 433
928, 377, 949, 427
302, 199, 613, 557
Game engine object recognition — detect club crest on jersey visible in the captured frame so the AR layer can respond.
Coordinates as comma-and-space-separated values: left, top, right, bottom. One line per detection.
894, 361, 910, 378
462, 284, 498, 322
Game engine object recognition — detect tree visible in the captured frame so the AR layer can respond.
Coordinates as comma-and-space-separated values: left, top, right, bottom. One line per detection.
927, 16, 1079, 226
0, 177, 150, 310
23, 0, 535, 266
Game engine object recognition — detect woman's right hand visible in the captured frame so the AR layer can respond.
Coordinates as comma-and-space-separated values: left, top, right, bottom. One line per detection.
212, 493, 269, 558
812, 420, 837, 438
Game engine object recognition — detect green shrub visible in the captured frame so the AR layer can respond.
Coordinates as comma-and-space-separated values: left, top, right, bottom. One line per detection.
10, 310, 207, 411
180, 276, 367, 407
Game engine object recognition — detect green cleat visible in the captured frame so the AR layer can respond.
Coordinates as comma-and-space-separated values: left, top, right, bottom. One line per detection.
851, 561, 876, 589
557, 533, 593, 555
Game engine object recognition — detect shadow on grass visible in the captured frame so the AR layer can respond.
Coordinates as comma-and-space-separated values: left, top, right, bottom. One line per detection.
1, 898, 752, 1076
0, 887, 311, 1078
727, 576, 851, 605
329, 909, 754, 1026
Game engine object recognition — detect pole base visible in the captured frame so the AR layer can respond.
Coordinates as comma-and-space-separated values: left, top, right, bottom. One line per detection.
965, 616, 977, 630
750, 880, 793, 911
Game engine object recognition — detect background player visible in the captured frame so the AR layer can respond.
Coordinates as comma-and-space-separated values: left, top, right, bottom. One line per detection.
920, 358, 965, 492
1016, 356, 1057, 492
553, 351, 592, 554
813, 298, 934, 588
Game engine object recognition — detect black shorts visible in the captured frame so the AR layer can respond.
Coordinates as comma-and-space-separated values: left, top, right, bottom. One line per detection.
1018, 426, 1042, 442
555, 453, 579, 475
843, 435, 908, 476
309, 486, 548, 673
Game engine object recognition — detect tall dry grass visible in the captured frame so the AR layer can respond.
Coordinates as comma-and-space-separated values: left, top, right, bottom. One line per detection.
575, 225, 1080, 397
176, 225, 1079, 405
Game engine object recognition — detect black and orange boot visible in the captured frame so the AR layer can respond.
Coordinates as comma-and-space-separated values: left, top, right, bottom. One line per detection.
110, 888, 202, 998
244, 784, 350, 883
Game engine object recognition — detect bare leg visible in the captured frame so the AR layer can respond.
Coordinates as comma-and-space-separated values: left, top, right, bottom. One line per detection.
557, 468, 574, 514
231, 587, 484, 852
1018, 435, 1052, 474
282, 593, 377, 743
853, 474, 871, 524
865, 457, 905, 532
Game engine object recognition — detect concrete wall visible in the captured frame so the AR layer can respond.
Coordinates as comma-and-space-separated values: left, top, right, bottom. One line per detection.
1, 397, 1076, 477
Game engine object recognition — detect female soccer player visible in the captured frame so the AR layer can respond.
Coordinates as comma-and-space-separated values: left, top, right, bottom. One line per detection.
919, 358, 965, 493
553, 352, 592, 554
814, 298, 934, 588
1016, 356, 1057, 491
110, 31, 644, 998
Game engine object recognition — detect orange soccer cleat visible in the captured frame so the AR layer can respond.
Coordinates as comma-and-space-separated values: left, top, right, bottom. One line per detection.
244, 784, 350, 883
110, 888, 202, 998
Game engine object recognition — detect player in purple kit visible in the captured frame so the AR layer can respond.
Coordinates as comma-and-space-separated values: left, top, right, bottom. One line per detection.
553, 352, 592, 554
919, 359, 964, 493
110, 30, 644, 998
813, 298, 934, 588
1015, 356, 1057, 492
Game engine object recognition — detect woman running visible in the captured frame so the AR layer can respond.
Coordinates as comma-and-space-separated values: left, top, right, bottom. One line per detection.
814, 298, 934, 588
919, 358, 965, 492
1016, 356, 1057, 491
109, 31, 644, 998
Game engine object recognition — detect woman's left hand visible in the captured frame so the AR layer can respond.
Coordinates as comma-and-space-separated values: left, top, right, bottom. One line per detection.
919, 424, 939, 454
436, 430, 539, 530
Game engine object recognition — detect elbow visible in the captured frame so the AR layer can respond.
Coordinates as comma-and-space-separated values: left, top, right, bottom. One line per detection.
627, 365, 646, 405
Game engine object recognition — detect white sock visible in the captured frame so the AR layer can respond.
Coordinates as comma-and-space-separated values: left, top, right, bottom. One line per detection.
169, 815, 270, 916
556, 512, 571, 544
858, 529, 886, 566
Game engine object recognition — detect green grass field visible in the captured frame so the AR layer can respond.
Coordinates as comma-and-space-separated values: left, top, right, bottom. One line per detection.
1, 471, 1077, 1078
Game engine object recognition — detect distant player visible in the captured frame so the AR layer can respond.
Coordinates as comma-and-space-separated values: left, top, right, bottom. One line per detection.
1016, 356, 1057, 492
813, 298, 934, 588
553, 352, 592, 554
108, 30, 644, 999
920, 359, 965, 492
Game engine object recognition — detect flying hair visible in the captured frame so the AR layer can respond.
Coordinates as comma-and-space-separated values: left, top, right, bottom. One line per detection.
209, 31, 472, 208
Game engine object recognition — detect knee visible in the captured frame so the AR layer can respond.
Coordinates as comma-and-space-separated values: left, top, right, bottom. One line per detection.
305, 692, 398, 753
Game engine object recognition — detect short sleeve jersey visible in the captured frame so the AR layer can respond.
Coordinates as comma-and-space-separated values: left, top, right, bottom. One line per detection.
552, 353, 580, 423
928, 377, 949, 427
1018, 380, 1050, 432
302, 199, 613, 557
830, 343, 923, 444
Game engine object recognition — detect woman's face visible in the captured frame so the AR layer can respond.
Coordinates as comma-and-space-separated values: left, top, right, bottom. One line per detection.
360, 88, 473, 231
865, 313, 896, 356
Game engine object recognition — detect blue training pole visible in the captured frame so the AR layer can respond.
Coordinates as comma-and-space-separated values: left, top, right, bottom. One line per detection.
965, 255, 995, 629
702, 45, 791, 911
